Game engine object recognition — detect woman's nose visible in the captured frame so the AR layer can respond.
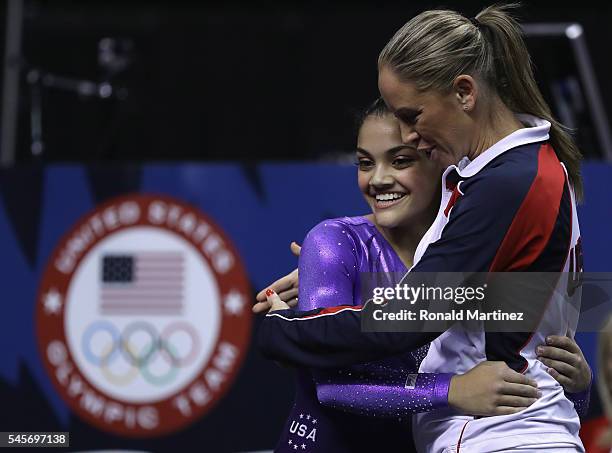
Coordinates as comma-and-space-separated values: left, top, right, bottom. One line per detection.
399, 122, 419, 145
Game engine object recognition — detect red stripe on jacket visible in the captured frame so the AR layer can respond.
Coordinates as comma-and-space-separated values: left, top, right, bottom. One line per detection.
489, 144, 565, 272
302, 305, 362, 318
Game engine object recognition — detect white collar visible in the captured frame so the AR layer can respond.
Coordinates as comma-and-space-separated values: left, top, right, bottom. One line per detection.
444, 114, 551, 180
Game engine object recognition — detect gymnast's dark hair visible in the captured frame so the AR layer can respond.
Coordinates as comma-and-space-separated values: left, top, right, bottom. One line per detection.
355, 97, 391, 133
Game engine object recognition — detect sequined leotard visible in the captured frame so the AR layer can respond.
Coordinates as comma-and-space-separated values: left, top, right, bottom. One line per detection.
274, 217, 451, 452
271, 216, 590, 452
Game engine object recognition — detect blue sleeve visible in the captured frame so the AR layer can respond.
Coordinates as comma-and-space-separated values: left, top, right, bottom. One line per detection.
259, 306, 437, 367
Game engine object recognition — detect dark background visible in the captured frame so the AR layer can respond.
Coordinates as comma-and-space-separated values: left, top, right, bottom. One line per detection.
1, 1, 611, 163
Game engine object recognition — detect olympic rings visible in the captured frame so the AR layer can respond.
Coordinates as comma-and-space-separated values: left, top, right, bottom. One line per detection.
82, 321, 120, 366
81, 320, 201, 387
100, 341, 139, 386
140, 341, 179, 386
160, 321, 201, 367
120, 321, 158, 367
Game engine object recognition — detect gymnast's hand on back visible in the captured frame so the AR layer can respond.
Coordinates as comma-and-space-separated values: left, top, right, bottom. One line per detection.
448, 361, 540, 416
536, 334, 592, 393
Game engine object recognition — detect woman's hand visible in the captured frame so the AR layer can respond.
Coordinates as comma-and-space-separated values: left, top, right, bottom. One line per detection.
253, 242, 301, 314
263, 289, 290, 312
536, 334, 591, 393
448, 361, 540, 416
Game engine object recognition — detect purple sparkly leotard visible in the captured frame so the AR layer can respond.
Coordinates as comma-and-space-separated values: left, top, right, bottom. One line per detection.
274, 217, 451, 453
272, 216, 590, 453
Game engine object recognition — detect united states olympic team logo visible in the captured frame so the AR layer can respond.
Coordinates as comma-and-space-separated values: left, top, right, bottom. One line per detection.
36, 194, 252, 437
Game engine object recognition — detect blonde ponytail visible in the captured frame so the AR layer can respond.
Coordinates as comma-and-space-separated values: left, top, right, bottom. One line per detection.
379, 4, 583, 199
476, 4, 583, 198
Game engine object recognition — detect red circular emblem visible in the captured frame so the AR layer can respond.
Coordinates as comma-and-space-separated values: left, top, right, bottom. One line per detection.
36, 194, 252, 437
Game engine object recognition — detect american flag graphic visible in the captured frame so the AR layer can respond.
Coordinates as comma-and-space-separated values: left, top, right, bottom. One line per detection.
100, 252, 184, 315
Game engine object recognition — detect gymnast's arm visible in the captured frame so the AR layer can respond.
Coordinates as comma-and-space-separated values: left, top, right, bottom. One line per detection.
313, 364, 453, 417
272, 219, 453, 414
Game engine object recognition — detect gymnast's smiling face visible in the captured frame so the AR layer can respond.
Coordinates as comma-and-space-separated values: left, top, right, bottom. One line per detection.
356, 113, 442, 229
